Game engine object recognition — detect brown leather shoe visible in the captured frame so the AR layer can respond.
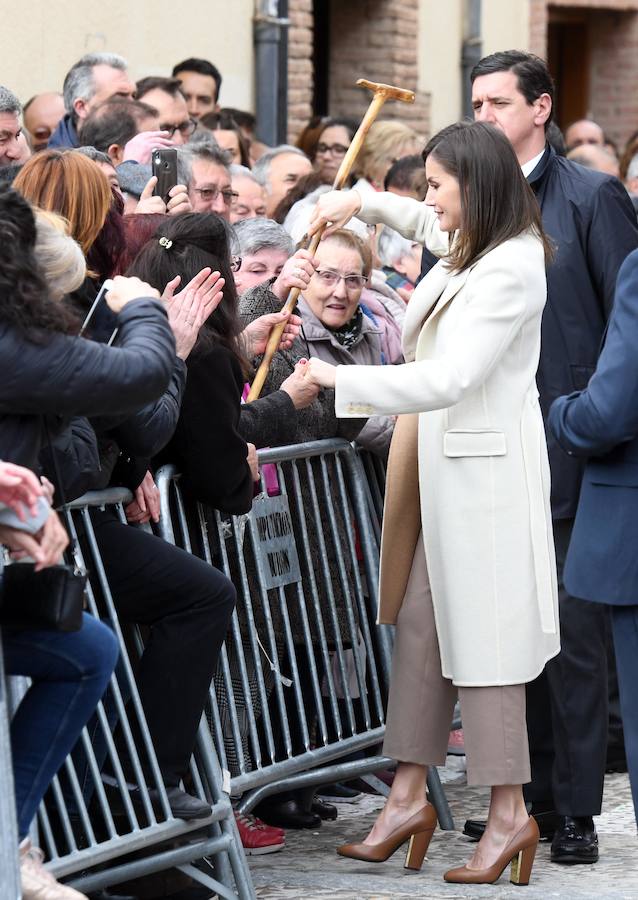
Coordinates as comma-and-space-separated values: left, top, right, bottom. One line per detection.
337, 804, 437, 870
444, 816, 540, 885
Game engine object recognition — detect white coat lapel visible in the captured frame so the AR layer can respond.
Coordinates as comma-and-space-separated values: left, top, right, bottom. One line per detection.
402, 262, 452, 360
424, 267, 472, 328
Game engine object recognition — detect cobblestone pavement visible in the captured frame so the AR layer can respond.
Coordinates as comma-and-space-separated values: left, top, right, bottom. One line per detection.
248, 760, 637, 899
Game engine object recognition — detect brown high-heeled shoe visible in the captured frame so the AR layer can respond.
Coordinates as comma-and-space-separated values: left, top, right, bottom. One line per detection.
337, 804, 437, 871
444, 816, 540, 885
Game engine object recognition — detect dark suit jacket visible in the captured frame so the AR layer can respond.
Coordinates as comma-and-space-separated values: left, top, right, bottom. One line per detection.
421, 144, 638, 518
549, 248, 638, 605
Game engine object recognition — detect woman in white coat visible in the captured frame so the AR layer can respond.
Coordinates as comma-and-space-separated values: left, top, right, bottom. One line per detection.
304, 121, 560, 886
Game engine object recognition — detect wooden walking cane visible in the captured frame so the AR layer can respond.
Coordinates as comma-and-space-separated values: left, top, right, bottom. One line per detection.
245, 78, 415, 402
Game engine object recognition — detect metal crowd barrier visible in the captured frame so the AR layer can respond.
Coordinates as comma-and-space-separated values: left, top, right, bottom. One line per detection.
0, 632, 21, 900
156, 438, 453, 828
21, 489, 254, 899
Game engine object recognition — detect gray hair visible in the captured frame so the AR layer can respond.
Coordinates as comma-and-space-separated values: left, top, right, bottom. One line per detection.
62, 52, 128, 115
177, 137, 231, 186
283, 185, 369, 245
230, 163, 261, 185
252, 144, 308, 192
75, 145, 113, 167
231, 217, 294, 258
0, 85, 21, 116
35, 211, 86, 301
377, 226, 414, 269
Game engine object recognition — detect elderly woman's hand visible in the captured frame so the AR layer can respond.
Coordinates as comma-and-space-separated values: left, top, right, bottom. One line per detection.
242, 310, 303, 357
272, 249, 317, 302
304, 356, 337, 389
308, 190, 363, 239
280, 359, 320, 409
0, 461, 43, 520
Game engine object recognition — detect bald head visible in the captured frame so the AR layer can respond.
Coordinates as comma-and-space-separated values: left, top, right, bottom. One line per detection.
565, 119, 604, 153
23, 92, 65, 151
567, 143, 619, 178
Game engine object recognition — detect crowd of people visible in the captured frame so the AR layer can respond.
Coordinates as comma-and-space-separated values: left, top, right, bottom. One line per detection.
2, 44, 638, 900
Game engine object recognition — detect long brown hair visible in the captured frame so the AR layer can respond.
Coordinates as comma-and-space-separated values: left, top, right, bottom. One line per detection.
14, 149, 112, 257
423, 121, 554, 272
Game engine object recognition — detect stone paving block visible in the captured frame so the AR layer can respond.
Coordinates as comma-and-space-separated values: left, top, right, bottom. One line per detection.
249, 763, 637, 899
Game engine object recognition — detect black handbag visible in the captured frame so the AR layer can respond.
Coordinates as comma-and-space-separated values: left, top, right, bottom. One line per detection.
0, 426, 87, 632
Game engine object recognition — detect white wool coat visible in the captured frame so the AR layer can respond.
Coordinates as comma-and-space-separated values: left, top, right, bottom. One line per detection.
335, 191, 560, 686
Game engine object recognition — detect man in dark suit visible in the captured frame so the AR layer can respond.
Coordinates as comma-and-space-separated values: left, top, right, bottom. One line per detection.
445, 50, 638, 863
549, 248, 638, 826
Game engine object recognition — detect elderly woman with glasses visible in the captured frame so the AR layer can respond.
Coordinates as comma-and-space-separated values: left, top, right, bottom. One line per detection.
311, 117, 357, 185
294, 228, 395, 456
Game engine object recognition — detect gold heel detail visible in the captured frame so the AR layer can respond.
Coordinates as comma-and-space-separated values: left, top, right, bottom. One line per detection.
510, 842, 537, 886
404, 828, 435, 871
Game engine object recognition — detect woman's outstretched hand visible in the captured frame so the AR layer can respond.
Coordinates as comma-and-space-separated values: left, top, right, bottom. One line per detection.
308, 190, 363, 239
242, 310, 303, 357
304, 356, 337, 389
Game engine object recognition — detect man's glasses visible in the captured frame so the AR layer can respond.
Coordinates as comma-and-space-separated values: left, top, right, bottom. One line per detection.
314, 268, 368, 290
192, 187, 239, 205
315, 142, 349, 157
159, 119, 197, 139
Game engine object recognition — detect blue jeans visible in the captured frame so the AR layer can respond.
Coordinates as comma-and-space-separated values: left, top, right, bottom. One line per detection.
2, 613, 118, 838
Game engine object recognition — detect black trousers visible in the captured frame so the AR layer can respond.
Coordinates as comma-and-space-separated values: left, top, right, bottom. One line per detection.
91, 509, 236, 785
524, 518, 608, 816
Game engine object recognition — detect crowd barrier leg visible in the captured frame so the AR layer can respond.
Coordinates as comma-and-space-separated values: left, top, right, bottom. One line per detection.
0, 634, 21, 900
4, 489, 257, 899
156, 439, 455, 836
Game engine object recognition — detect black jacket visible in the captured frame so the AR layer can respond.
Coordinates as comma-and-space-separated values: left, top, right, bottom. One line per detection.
0, 298, 176, 472
420, 144, 638, 518
157, 343, 255, 516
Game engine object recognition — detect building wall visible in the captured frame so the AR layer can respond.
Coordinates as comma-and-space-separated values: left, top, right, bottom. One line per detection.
327, 0, 431, 140
530, 0, 638, 147
418, 0, 463, 134
287, 0, 314, 142
482, 0, 530, 55
1, 0, 255, 111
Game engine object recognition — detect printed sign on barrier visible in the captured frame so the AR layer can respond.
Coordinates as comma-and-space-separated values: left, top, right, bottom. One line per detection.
249, 494, 301, 589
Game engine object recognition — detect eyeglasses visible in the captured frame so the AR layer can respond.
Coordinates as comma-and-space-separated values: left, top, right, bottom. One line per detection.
192, 186, 239, 205
159, 118, 197, 138
230, 255, 242, 272
314, 268, 368, 290
315, 142, 349, 157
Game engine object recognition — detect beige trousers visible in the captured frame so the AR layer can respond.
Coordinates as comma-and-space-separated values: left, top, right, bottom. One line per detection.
383, 535, 531, 786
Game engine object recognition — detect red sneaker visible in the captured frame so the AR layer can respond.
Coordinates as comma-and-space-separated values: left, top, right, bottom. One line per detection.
253, 815, 285, 839
235, 811, 285, 855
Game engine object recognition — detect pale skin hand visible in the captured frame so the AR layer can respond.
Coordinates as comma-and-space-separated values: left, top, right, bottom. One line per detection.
280, 359, 320, 410
40, 476, 55, 506
0, 461, 43, 520
105, 276, 160, 313
125, 470, 161, 525
242, 311, 303, 358
271, 249, 317, 302
123, 131, 173, 165
135, 177, 192, 216
246, 442, 259, 482
304, 356, 337, 389
4, 509, 70, 571
308, 190, 363, 239
162, 268, 225, 360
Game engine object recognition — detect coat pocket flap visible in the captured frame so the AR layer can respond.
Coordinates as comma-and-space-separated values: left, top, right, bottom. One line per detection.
443, 429, 507, 458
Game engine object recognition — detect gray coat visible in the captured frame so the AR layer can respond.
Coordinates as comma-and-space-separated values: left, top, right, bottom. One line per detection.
235, 282, 365, 646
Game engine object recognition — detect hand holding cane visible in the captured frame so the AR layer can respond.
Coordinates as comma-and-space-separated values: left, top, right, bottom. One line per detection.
246, 78, 415, 402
